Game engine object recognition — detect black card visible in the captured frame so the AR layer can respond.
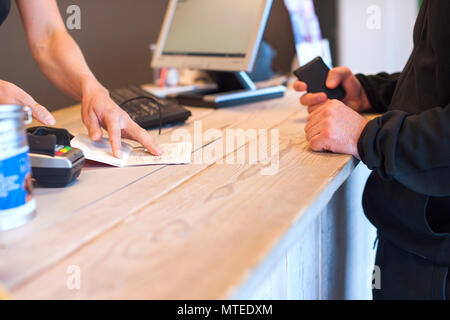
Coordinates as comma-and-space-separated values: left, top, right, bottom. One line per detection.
293, 56, 346, 101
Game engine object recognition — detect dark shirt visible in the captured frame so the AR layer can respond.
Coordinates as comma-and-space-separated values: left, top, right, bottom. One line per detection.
356, 0, 450, 266
0, 0, 10, 27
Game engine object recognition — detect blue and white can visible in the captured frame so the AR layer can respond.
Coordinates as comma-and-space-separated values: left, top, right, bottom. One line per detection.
0, 105, 36, 231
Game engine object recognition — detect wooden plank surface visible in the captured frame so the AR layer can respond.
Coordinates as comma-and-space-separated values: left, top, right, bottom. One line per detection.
6, 91, 356, 299
0, 106, 213, 246
0, 92, 301, 292
0, 90, 362, 299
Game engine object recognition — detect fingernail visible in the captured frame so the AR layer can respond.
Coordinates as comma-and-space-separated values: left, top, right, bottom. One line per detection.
116, 150, 122, 159
156, 147, 163, 156
46, 116, 56, 125
92, 131, 102, 141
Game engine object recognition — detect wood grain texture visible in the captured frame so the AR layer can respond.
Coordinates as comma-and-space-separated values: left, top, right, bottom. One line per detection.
0, 106, 212, 247
242, 165, 376, 300
1, 90, 369, 299
1, 92, 300, 291
12, 109, 355, 299
2, 107, 212, 247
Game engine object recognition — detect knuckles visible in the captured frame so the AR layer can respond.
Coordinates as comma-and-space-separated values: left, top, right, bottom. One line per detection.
323, 116, 334, 128
340, 66, 351, 75
321, 128, 333, 140
334, 66, 351, 77
310, 139, 323, 151
323, 108, 332, 117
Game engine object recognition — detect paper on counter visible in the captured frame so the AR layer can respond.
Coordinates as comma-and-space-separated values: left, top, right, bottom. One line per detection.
71, 134, 192, 168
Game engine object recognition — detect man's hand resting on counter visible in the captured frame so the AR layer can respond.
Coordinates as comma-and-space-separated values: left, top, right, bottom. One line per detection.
294, 66, 371, 159
304, 100, 368, 159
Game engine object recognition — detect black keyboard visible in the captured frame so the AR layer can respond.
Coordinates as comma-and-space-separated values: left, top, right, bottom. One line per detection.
110, 85, 191, 129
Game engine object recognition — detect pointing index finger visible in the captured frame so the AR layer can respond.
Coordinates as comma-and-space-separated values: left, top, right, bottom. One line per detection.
125, 120, 162, 156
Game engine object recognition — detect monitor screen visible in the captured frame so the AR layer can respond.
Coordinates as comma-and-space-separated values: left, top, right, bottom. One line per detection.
162, 0, 264, 58
152, 0, 272, 72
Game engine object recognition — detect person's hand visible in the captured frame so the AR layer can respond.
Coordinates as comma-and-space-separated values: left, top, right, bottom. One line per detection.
305, 99, 369, 159
81, 89, 162, 159
294, 66, 372, 113
0, 80, 56, 125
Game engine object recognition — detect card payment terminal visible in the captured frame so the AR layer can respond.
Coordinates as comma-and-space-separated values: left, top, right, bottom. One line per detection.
27, 127, 85, 188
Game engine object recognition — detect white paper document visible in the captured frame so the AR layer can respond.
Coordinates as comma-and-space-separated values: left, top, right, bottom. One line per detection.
71, 134, 192, 168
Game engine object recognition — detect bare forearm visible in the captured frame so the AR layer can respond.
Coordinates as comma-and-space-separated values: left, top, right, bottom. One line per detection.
30, 29, 108, 102
16, 0, 161, 158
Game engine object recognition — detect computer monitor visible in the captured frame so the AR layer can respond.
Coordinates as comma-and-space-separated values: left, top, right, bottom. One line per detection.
151, 0, 286, 108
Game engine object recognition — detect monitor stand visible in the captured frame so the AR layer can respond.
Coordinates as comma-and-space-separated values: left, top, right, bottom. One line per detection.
167, 71, 286, 109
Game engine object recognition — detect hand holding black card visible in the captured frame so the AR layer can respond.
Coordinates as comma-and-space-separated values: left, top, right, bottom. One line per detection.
293, 57, 346, 101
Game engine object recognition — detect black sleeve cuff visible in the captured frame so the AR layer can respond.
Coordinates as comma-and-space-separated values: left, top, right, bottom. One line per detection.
358, 111, 408, 179
356, 73, 401, 114
356, 74, 389, 113
357, 118, 379, 170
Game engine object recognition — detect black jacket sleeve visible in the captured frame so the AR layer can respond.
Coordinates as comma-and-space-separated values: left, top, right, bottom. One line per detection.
358, 105, 450, 197
356, 73, 400, 113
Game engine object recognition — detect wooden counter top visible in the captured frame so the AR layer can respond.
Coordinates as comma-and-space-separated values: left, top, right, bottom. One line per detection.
0, 90, 360, 299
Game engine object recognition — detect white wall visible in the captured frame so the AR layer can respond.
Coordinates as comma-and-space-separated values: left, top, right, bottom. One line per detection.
338, 0, 418, 74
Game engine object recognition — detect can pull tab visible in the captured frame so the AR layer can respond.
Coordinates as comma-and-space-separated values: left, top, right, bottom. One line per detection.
23, 106, 33, 125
